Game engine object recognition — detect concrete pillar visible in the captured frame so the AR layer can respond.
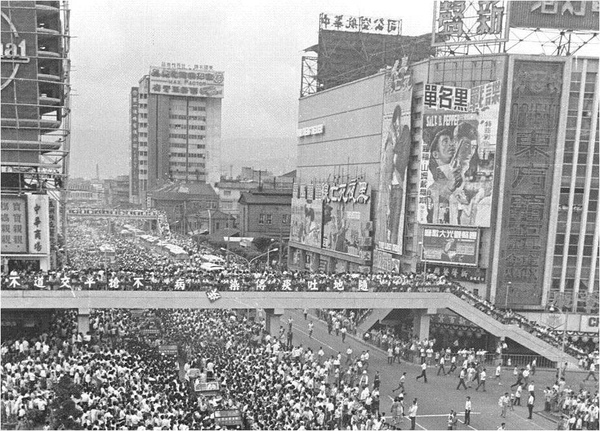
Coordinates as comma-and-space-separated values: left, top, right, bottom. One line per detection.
310, 253, 320, 272
265, 308, 284, 338
298, 250, 306, 271
77, 308, 91, 334
412, 310, 431, 341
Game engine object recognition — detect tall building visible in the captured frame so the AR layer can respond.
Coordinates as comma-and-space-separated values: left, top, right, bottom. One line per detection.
1, 1, 71, 271
129, 63, 224, 205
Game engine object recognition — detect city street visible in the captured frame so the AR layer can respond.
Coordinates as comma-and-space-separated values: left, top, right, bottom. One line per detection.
282, 309, 561, 431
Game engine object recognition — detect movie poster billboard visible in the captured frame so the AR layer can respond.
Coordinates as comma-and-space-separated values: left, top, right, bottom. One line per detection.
290, 195, 323, 248
417, 81, 501, 228
422, 226, 479, 266
376, 60, 413, 255
321, 180, 372, 259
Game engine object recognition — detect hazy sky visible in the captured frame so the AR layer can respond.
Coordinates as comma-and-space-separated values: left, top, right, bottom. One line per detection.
68, 1, 433, 179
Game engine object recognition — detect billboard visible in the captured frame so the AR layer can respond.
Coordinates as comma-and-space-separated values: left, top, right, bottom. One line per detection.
130, 88, 140, 197
509, 1, 599, 31
319, 12, 401, 35
417, 81, 501, 228
1, 195, 27, 253
149, 65, 224, 98
27, 194, 50, 254
432, 0, 509, 47
321, 180, 372, 258
290, 194, 323, 248
422, 226, 479, 266
376, 61, 413, 255
496, 60, 564, 307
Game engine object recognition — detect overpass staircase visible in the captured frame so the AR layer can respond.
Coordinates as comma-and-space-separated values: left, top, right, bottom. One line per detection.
356, 309, 393, 333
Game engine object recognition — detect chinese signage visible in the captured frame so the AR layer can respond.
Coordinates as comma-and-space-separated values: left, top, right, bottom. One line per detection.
418, 80, 501, 228
27, 194, 49, 254
509, 1, 599, 32
290, 191, 323, 248
131, 88, 140, 196
319, 13, 401, 35
424, 84, 470, 111
321, 180, 370, 204
432, 1, 509, 47
148, 65, 224, 98
422, 226, 479, 266
376, 63, 413, 256
1, 195, 27, 253
496, 60, 564, 307
297, 124, 324, 138
373, 249, 401, 273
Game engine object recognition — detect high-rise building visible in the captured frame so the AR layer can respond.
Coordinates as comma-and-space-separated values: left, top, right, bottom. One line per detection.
129, 63, 224, 205
1, 1, 71, 271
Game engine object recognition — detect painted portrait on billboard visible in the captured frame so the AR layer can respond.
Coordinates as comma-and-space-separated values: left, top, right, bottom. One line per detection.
290, 197, 322, 247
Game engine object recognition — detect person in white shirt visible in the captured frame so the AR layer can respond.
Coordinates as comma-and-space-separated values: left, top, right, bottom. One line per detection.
476, 368, 487, 391
464, 396, 472, 425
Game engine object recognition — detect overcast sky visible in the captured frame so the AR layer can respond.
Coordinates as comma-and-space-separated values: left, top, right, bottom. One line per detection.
68, 1, 433, 179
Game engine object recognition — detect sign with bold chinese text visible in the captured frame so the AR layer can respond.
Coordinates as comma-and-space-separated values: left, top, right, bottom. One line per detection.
496, 60, 564, 307
149, 65, 224, 98
319, 13, 401, 35
424, 84, 470, 111
1, 195, 27, 253
27, 194, 49, 254
509, 1, 599, 32
131, 87, 140, 196
432, 1, 509, 47
422, 226, 479, 266
321, 180, 370, 205
297, 124, 324, 138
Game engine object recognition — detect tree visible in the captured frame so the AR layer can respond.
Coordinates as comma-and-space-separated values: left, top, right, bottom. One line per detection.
252, 236, 273, 252
49, 375, 83, 430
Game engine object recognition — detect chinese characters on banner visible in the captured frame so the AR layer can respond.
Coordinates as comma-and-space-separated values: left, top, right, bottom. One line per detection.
0, 196, 27, 253
509, 1, 599, 32
432, 1, 508, 46
496, 60, 564, 307
130, 88, 140, 196
375, 65, 413, 262
148, 66, 224, 98
417, 81, 501, 228
422, 226, 479, 266
27, 194, 49, 254
319, 13, 401, 35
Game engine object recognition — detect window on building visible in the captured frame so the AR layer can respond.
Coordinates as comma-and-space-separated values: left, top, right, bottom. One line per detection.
282, 214, 290, 224
216, 222, 220, 230
259, 214, 265, 225
266, 214, 272, 225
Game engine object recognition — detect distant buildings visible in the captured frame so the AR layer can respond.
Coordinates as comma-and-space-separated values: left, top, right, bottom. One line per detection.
129, 63, 224, 205
238, 190, 292, 240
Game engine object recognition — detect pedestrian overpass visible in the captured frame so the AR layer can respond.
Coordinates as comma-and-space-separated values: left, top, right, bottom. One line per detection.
1, 290, 578, 368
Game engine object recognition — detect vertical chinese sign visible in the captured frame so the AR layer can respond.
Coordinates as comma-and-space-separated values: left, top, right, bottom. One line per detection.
375, 62, 413, 261
1, 196, 27, 253
497, 60, 564, 307
131, 88, 140, 198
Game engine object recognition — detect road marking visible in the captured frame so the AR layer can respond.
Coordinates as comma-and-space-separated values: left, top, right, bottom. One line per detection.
506, 409, 547, 429
288, 321, 339, 353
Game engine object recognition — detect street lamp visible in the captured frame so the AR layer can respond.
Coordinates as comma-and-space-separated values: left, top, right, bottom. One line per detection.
504, 281, 512, 309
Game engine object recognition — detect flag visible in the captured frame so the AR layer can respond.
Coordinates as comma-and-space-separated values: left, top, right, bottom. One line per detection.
206, 288, 222, 303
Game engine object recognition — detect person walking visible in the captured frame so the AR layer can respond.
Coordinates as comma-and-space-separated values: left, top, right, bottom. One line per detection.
408, 398, 418, 430
456, 367, 468, 390
447, 410, 457, 430
416, 361, 428, 383
499, 392, 510, 418
527, 393, 535, 419
308, 321, 314, 339
373, 370, 380, 390
464, 396, 472, 426
510, 368, 524, 389
495, 363, 502, 385
476, 368, 487, 391
583, 359, 598, 381
448, 355, 457, 374
392, 372, 406, 393
437, 355, 446, 376
303, 308, 308, 320
341, 326, 347, 343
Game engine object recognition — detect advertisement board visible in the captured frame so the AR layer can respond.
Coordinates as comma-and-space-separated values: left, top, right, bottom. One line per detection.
1, 195, 27, 253
149, 65, 224, 98
432, 0, 509, 47
509, 1, 599, 31
27, 194, 49, 254
422, 226, 479, 266
290, 195, 323, 248
130, 88, 140, 197
319, 12, 401, 35
496, 60, 564, 307
321, 180, 372, 258
417, 81, 501, 228
376, 61, 413, 255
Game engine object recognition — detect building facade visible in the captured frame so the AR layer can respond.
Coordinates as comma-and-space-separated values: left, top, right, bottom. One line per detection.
238, 191, 292, 240
129, 63, 224, 205
291, 53, 598, 315
1, 1, 71, 271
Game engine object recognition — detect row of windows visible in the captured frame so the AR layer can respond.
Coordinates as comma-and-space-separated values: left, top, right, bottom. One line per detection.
170, 153, 205, 158
139, 103, 147, 109
171, 124, 206, 130
139, 123, 147, 129
169, 134, 205, 140
139, 113, 148, 119
139, 132, 148, 138
258, 214, 290, 225
171, 162, 205, 168
169, 114, 206, 121
139, 151, 148, 157
171, 143, 205, 149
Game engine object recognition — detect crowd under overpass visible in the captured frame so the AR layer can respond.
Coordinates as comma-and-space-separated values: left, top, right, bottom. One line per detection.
1, 290, 578, 368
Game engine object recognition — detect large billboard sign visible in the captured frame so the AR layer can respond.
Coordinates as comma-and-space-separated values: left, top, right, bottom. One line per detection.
422, 226, 479, 266
290, 185, 323, 248
417, 81, 501, 228
321, 180, 372, 259
149, 65, 224, 98
509, 1, 599, 31
496, 60, 564, 307
1, 194, 49, 254
432, 1, 509, 47
376, 61, 413, 255
319, 12, 401, 35
130, 88, 140, 197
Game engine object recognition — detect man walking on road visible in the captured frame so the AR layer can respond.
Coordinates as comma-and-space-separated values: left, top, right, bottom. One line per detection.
437, 355, 446, 376
527, 393, 535, 419
499, 392, 510, 418
476, 368, 487, 391
392, 372, 407, 393
408, 398, 418, 430
456, 368, 468, 390
416, 362, 428, 383
464, 396, 472, 425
